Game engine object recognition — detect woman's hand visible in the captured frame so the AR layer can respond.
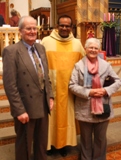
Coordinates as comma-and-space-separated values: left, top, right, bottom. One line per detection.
89, 88, 107, 97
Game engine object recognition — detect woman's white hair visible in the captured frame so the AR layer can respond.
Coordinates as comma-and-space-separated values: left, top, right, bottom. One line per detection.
85, 38, 101, 50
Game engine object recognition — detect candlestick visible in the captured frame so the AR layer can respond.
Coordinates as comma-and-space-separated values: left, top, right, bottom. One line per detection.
37, 16, 40, 26
112, 13, 114, 21
42, 18, 44, 25
48, 17, 50, 25
108, 13, 110, 21
37, 25, 42, 39
103, 13, 106, 22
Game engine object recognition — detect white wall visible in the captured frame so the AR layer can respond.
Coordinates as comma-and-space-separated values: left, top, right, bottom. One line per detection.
8, 0, 50, 17
9, 0, 29, 17
32, 0, 51, 10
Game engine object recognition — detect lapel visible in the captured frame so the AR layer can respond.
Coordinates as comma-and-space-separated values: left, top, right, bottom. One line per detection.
98, 56, 108, 76
17, 41, 40, 89
34, 43, 47, 72
80, 56, 86, 75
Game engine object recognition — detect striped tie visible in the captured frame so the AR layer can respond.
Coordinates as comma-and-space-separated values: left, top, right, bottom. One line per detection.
31, 47, 44, 90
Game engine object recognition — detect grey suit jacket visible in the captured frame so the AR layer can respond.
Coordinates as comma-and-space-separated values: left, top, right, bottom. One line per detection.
69, 56, 121, 122
2, 41, 54, 118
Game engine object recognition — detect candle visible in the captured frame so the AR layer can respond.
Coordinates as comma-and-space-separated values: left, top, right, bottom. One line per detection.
48, 17, 50, 25
42, 18, 44, 25
37, 16, 40, 26
108, 13, 111, 21
112, 13, 114, 21
103, 13, 106, 21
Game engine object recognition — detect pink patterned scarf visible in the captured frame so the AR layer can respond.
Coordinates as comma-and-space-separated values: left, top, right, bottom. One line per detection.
87, 58, 104, 114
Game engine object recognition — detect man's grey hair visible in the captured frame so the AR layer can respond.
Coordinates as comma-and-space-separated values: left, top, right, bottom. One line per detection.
18, 16, 37, 29
85, 38, 101, 50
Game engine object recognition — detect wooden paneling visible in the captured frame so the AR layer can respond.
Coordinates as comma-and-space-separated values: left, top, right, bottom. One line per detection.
0, 0, 9, 24
30, 7, 50, 25
56, 0, 77, 24
56, 0, 77, 36
79, 22, 100, 47
109, 0, 121, 9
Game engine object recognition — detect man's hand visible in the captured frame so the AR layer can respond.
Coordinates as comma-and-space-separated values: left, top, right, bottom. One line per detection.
49, 98, 54, 111
17, 112, 29, 124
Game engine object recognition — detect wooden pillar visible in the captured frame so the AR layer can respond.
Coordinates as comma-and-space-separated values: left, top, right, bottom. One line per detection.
76, 0, 108, 41
5, 0, 9, 24
49, 0, 57, 27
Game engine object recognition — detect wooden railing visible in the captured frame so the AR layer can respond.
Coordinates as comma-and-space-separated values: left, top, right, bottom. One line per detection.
0, 27, 20, 56
0, 26, 52, 56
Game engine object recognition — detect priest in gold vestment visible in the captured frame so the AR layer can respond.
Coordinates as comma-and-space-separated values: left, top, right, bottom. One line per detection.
42, 15, 85, 156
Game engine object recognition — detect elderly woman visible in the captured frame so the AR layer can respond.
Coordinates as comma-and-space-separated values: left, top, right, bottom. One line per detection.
69, 38, 121, 160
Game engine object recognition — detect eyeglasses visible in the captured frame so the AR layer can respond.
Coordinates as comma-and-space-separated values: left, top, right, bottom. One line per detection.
23, 27, 37, 31
88, 47, 99, 51
58, 24, 72, 29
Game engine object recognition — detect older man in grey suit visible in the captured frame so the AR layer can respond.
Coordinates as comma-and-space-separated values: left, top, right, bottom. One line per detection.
2, 16, 54, 160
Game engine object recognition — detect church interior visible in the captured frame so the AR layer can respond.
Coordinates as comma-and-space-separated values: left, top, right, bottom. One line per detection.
0, 0, 121, 159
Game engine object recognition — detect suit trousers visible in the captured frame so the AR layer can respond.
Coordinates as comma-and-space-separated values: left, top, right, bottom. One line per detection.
79, 120, 109, 160
14, 97, 48, 160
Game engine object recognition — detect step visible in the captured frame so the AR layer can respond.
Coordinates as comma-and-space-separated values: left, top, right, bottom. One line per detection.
0, 109, 120, 146
0, 79, 2, 83
0, 89, 7, 100
0, 112, 14, 128
0, 89, 5, 96
112, 94, 121, 108
0, 143, 15, 160
112, 94, 121, 102
76, 121, 121, 153
0, 107, 120, 130
113, 107, 121, 117
113, 90, 121, 97
0, 122, 121, 159
110, 107, 121, 123
107, 121, 121, 152
0, 100, 10, 113
111, 95, 121, 109
0, 70, 2, 75
0, 106, 120, 130
0, 71, 2, 80
0, 126, 16, 146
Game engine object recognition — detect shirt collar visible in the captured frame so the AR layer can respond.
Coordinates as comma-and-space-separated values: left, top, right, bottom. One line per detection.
22, 40, 35, 51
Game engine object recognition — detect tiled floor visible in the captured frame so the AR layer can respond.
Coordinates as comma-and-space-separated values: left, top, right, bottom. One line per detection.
0, 143, 121, 160
48, 149, 121, 160
48, 150, 121, 160
47, 148, 121, 160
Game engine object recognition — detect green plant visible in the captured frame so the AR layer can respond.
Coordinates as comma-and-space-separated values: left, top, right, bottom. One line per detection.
101, 21, 119, 29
